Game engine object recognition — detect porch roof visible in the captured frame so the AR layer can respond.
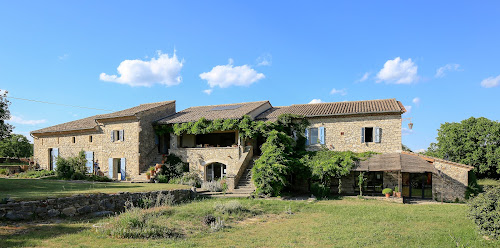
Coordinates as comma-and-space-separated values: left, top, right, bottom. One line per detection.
353, 153, 438, 173
157, 101, 270, 124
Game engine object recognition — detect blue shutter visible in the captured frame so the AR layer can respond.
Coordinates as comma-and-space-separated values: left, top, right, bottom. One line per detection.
361, 128, 365, 143
120, 158, 126, 180
52, 148, 59, 170
319, 127, 325, 145
305, 128, 309, 146
375, 127, 382, 143
120, 130, 124, 141
85, 151, 94, 173
111, 131, 115, 142
108, 158, 113, 179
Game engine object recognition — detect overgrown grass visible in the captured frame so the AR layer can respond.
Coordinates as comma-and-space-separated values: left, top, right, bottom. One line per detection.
1, 198, 500, 247
478, 178, 500, 187
14, 170, 55, 179
0, 178, 190, 200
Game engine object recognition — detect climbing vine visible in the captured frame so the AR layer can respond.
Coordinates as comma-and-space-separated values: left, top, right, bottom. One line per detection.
154, 114, 308, 139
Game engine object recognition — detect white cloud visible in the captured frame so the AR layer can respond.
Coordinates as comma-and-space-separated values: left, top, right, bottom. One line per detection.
200, 59, 265, 88
415, 149, 426, 153
412, 97, 421, 106
358, 72, 370, 82
404, 105, 412, 114
203, 89, 213, 95
480, 75, 500, 88
256, 53, 272, 66
308, 99, 325, 104
402, 127, 413, 136
435, 63, 460, 78
58, 54, 69, 60
100, 51, 183, 87
330, 88, 347, 96
9, 115, 47, 125
376, 57, 418, 84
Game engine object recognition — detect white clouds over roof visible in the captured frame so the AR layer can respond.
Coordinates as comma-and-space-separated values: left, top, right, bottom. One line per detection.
376, 57, 418, 84
200, 59, 265, 88
100, 51, 183, 87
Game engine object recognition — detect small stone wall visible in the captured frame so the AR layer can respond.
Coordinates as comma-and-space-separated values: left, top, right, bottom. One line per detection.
0, 189, 196, 221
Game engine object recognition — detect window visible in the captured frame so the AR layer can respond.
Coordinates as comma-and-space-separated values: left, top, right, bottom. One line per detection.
111, 130, 124, 142
365, 127, 373, 143
306, 127, 325, 145
310, 128, 319, 145
72, 137, 76, 143
361, 127, 382, 143
89, 136, 93, 143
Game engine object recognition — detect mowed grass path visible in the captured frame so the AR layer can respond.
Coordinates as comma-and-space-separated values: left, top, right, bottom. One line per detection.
2, 198, 498, 248
0, 178, 190, 200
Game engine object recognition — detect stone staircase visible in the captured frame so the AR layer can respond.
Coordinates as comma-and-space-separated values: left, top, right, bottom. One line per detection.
232, 157, 257, 196
131, 154, 163, 183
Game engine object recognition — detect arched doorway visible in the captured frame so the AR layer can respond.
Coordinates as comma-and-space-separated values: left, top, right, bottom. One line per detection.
205, 162, 227, 181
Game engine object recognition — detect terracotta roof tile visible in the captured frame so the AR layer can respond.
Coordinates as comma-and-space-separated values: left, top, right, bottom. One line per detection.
256, 98, 405, 121
157, 101, 269, 124
31, 101, 175, 134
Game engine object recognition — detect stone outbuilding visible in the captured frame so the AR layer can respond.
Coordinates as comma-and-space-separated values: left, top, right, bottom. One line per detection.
31, 101, 176, 181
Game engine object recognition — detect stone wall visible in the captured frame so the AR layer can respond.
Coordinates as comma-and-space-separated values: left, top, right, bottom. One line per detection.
137, 102, 176, 173
0, 189, 195, 221
170, 146, 241, 181
432, 161, 470, 201
306, 114, 402, 154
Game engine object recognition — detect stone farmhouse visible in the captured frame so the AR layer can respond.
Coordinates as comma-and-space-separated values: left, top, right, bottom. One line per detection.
31, 98, 473, 201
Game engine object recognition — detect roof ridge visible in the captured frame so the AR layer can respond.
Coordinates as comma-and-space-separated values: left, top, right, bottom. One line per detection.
180, 100, 269, 110
290, 98, 397, 107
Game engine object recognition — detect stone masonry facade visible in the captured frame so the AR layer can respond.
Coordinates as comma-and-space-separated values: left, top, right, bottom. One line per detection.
432, 161, 470, 201
306, 114, 402, 154
32, 102, 176, 180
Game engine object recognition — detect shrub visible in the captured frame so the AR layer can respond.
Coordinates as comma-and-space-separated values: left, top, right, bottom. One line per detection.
214, 200, 246, 214
98, 207, 179, 239
71, 171, 86, 180
86, 174, 112, 182
311, 182, 330, 198
468, 186, 500, 239
202, 214, 216, 226
15, 169, 55, 178
0, 168, 8, 175
394, 186, 399, 192
55, 150, 88, 179
179, 171, 202, 188
382, 188, 393, 195
156, 174, 169, 183
202, 180, 223, 192
210, 217, 225, 232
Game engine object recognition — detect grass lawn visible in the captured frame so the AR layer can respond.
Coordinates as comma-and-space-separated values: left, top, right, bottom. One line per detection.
478, 178, 500, 187
0, 178, 190, 200
1, 198, 498, 248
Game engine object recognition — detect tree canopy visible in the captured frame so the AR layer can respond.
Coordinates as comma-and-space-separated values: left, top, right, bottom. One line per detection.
0, 134, 33, 158
426, 117, 500, 177
0, 90, 13, 139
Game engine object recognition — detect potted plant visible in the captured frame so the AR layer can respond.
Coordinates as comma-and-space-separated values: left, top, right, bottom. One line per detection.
156, 163, 162, 169
149, 166, 155, 176
146, 171, 151, 180
394, 186, 401, 198
382, 188, 393, 198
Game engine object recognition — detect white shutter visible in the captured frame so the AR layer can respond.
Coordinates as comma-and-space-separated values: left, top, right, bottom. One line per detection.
120, 158, 126, 180
119, 130, 124, 141
111, 131, 115, 142
305, 128, 309, 146
108, 158, 114, 179
375, 127, 382, 143
319, 127, 325, 145
85, 151, 94, 173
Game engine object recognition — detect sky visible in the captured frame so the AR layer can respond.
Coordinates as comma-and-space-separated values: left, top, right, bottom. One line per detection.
0, 1, 499, 152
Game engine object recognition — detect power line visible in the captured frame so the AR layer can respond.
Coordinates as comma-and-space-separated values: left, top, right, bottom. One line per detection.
6, 96, 115, 112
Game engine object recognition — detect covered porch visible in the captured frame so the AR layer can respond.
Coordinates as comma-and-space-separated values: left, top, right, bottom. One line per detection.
348, 153, 438, 199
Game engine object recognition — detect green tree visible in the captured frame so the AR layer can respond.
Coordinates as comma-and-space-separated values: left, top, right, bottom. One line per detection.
252, 130, 295, 196
0, 90, 13, 139
0, 134, 33, 158
427, 117, 500, 177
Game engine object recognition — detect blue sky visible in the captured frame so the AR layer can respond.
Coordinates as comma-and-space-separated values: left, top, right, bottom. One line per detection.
1, 1, 499, 151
